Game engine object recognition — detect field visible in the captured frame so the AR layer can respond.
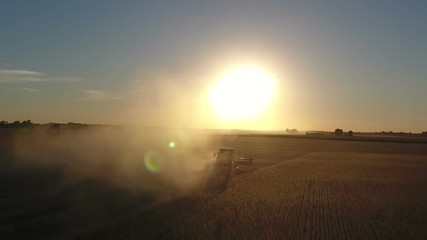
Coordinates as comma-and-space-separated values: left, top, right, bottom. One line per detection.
1, 129, 427, 239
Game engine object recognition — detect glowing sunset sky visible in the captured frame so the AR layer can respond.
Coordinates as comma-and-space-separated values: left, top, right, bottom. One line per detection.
1, 1, 426, 132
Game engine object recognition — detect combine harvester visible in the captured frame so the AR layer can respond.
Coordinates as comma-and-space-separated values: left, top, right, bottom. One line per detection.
212, 147, 253, 174
202, 147, 253, 190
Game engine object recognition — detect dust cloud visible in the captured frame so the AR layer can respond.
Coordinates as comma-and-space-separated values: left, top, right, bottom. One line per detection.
9, 72, 228, 203
12, 127, 219, 199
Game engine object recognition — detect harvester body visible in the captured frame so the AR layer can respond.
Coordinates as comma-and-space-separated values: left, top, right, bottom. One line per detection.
213, 147, 253, 170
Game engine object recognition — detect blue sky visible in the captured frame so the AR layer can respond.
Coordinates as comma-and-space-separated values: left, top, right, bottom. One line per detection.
1, 0, 426, 131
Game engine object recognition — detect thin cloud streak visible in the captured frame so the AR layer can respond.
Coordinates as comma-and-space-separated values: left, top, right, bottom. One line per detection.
20, 87, 44, 93
73, 89, 123, 102
0, 69, 82, 83
0, 69, 45, 83
0, 69, 44, 76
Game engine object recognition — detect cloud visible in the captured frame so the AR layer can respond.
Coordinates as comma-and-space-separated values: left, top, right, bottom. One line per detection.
0, 69, 43, 75
0, 69, 82, 83
0, 69, 45, 83
20, 87, 44, 93
73, 89, 123, 101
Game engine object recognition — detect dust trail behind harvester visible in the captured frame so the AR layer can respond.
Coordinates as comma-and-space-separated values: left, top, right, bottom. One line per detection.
12, 127, 218, 203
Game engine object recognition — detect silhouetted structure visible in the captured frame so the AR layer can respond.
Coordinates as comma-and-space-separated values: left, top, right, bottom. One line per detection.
348, 130, 353, 137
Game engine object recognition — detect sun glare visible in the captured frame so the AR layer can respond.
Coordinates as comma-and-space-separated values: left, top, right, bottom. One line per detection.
209, 66, 276, 121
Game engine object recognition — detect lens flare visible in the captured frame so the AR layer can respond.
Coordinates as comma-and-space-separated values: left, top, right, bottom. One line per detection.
144, 151, 162, 173
169, 141, 176, 148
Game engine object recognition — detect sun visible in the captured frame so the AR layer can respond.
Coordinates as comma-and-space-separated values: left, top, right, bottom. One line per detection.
209, 66, 276, 121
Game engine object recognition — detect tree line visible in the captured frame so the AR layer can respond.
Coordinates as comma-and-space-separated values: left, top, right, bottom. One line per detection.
0, 120, 89, 129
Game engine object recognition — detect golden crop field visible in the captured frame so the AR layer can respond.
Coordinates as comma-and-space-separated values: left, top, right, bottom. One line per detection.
78, 151, 427, 240
1, 129, 427, 239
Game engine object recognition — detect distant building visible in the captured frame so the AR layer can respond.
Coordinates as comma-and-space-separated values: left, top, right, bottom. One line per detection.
285, 128, 298, 134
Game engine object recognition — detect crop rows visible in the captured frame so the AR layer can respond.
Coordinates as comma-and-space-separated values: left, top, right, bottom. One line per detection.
79, 151, 427, 240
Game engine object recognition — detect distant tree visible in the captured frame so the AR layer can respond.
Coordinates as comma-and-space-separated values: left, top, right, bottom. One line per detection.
22, 119, 33, 127
49, 122, 61, 129
348, 130, 353, 137
0, 120, 37, 128
10, 121, 21, 128
334, 128, 343, 136
67, 122, 88, 129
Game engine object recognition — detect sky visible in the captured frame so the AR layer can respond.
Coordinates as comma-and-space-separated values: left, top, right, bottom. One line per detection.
1, 0, 426, 132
